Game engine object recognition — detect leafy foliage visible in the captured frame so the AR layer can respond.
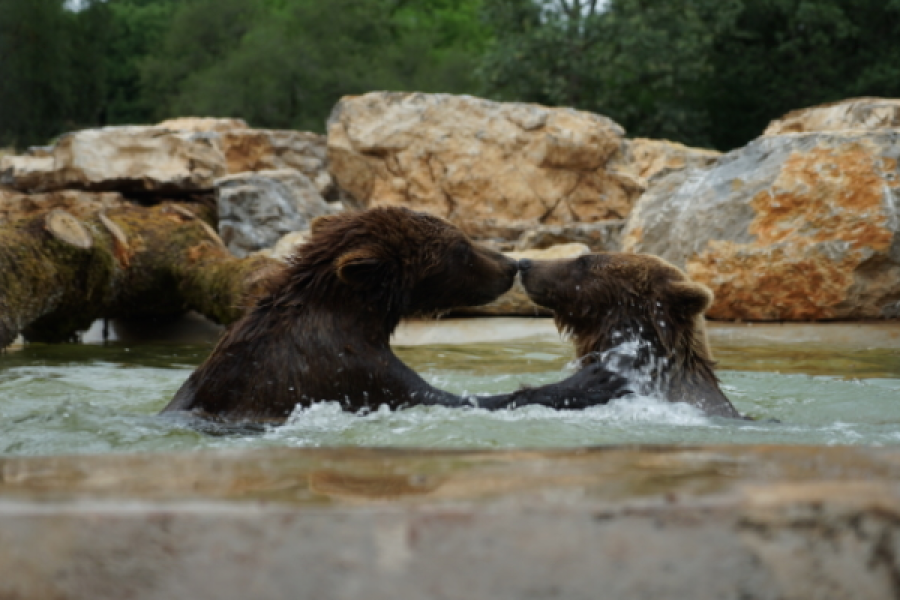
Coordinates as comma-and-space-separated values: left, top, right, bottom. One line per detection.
3, 0, 900, 149
103, 0, 179, 124
0, 0, 110, 146
480, 0, 738, 147
706, 0, 900, 149
141, 0, 489, 132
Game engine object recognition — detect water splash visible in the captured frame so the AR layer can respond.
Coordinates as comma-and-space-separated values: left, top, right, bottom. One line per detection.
569, 337, 671, 401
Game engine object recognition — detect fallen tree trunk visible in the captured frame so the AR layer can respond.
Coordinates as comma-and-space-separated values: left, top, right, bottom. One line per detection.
0, 201, 281, 348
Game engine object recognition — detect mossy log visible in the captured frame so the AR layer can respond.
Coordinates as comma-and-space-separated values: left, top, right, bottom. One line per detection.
0, 201, 281, 348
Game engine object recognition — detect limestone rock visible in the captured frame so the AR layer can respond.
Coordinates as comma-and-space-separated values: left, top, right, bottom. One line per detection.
764, 98, 900, 135
158, 117, 250, 133
216, 169, 339, 257
328, 92, 640, 239
0, 190, 128, 224
459, 243, 591, 316
622, 131, 900, 321
216, 129, 333, 197
157, 119, 332, 196
0, 126, 227, 194
608, 138, 721, 186
514, 220, 625, 252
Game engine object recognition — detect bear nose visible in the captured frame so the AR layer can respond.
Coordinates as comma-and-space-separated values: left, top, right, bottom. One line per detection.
518, 258, 533, 272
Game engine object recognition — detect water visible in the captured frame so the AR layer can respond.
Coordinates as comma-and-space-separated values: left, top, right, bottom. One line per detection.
1, 339, 899, 456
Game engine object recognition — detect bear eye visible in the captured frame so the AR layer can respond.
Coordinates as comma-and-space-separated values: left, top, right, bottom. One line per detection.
452, 241, 471, 260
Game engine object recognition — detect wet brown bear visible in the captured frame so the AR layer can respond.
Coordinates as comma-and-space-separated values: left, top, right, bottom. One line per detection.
519, 252, 742, 418
162, 207, 625, 423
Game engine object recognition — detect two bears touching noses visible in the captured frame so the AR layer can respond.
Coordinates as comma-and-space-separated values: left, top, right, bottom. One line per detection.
161, 206, 742, 425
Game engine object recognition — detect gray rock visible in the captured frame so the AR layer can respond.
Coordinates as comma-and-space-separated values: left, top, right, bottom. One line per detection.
216, 169, 339, 257
622, 131, 900, 321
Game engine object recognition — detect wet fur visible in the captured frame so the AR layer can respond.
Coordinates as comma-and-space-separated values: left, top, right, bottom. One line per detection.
521, 253, 742, 419
163, 207, 627, 423
162, 207, 520, 423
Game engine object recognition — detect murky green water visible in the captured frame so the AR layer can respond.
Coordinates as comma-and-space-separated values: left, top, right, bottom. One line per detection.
1, 338, 899, 455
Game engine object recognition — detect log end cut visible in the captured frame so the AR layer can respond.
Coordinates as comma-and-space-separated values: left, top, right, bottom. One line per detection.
45, 209, 93, 250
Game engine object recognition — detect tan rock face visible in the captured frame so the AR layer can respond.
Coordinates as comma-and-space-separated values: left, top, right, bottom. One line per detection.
0, 126, 227, 193
513, 220, 625, 252
622, 132, 900, 321
608, 138, 721, 186
328, 92, 640, 239
1, 122, 332, 198
217, 130, 332, 196
764, 97, 900, 135
157, 117, 250, 133
158, 119, 332, 197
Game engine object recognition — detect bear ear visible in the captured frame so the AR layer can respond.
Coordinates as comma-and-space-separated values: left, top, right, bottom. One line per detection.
310, 215, 340, 235
667, 281, 713, 316
335, 247, 393, 287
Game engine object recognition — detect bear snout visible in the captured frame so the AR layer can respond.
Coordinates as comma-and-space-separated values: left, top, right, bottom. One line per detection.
496, 253, 519, 282
518, 258, 533, 272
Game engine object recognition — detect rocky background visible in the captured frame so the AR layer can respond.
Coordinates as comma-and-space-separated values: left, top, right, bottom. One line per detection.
2, 94, 899, 338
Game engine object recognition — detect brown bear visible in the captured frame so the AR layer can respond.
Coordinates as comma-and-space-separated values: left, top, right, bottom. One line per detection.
518, 252, 743, 418
161, 207, 626, 423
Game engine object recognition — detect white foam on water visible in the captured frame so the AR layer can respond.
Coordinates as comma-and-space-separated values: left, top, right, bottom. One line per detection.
3, 342, 900, 454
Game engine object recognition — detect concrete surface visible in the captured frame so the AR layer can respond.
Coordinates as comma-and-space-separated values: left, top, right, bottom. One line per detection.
2, 446, 900, 599
26, 314, 900, 348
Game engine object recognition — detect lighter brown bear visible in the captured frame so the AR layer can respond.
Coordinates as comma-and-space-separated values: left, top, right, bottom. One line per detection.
519, 252, 742, 418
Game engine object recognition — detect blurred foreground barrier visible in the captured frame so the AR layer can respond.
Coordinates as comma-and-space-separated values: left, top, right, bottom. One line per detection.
1, 445, 898, 599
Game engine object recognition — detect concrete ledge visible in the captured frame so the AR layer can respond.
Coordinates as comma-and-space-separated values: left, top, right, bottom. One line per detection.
707, 320, 900, 349
50, 315, 900, 348
2, 446, 900, 599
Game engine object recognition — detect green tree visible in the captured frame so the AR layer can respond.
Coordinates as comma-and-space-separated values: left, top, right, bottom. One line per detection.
103, 0, 179, 125
141, 0, 489, 132
480, 0, 737, 148
0, 0, 110, 147
707, 0, 900, 149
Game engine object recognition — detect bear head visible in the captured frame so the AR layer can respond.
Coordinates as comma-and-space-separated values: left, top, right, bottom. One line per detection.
520, 252, 713, 361
518, 252, 743, 419
268, 206, 519, 320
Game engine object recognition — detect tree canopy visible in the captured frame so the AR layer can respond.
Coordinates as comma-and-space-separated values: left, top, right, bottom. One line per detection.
2, 0, 900, 150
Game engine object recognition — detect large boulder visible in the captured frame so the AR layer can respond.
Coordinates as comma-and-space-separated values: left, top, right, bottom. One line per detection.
505, 139, 717, 252
216, 130, 333, 197
327, 92, 642, 240
764, 98, 900, 136
216, 169, 339, 257
157, 119, 333, 198
1, 121, 334, 200
0, 126, 227, 194
622, 131, 900, 321
607, 138, 721, 186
